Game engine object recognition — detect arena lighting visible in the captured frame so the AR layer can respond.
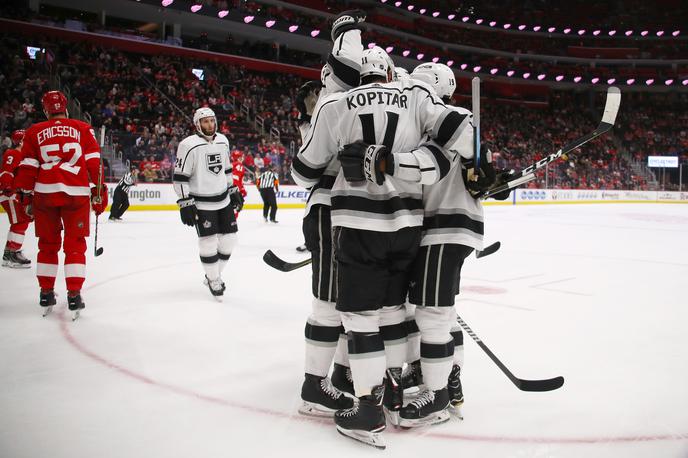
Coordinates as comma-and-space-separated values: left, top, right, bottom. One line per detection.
417, 53, 425, 59
460, 63, 468, 70
462, 16, 470, 22
380, 0, 387, 2
402, 50, 410, 56
243, 16, 254, 23
518, 25, 526, 30
537, 74, 546, 80
503, 23, 511, 29
607, 78, 616, 84
407, 5, 414, 11
656, 31, 664, 36
473, 65, 481, 72
609, 30, 616, 36
161, 0, 173, 6
475, 19, 483, 24
563, 28, 571, 34
265, 20, 275, 28
385, 46, 394, 53
446, 60, 453, 66
673, 30, 680, 36
578, 29, 586, 35
641, 30, 648, 36
448, 14, 455, 20
523, 72, 530, 79
665, 79, 674, 85
367, 42, 376, 49
573, 76, 582, 83
489, 21, 496, 27
310, 29, 320, 37
683, 79, 688, 86
591, 77, 599, 84
625, 30, 633, 36
419, 8, 426, 14
217, 10, 228, 18
548, 27, 556, 33
626, 78, 635, 85
394, 1, 401, 7
190, 4, 202, 13
533, 25, 541, 31
432, 11, 440, 17
555, 75, 564, 81
490, 68, 498, 74
593, 30, 601, 35
645, 78, 654, 85
432, 57, 440, 63
507, 70, 515, 76
288, 25, 298, 32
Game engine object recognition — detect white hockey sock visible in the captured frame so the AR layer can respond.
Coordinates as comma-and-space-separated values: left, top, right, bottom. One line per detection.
416, 307, 455, 390
451, 322, 465, 368
380, 305, 408, 368
405, 303, 421, 363
217, 233, 237, 274
341, 311, 386, 397
333, 332, 350, 367
198, 235, 220, 280
304, 299, 341, 377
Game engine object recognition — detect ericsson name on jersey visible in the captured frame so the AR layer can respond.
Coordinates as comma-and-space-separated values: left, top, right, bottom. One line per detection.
173, 133, 232, 211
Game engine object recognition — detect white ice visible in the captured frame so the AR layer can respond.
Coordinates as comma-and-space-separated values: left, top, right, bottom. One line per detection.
1, 204, 687, 458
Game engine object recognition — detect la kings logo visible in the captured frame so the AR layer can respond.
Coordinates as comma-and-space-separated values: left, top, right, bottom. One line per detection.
206, 153, 223, 175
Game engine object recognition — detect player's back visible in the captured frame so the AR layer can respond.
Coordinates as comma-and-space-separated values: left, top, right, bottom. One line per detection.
21, 118, 100, 196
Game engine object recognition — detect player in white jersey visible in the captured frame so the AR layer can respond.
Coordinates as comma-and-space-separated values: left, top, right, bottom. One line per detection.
293, 10, 367, 418
173, 108, 243, 300
291, 48, 473, 449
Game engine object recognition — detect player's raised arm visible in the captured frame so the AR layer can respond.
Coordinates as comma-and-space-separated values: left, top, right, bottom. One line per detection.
325, 10, 366, 93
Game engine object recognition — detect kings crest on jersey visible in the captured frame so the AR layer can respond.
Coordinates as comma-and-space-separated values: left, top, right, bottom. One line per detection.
173, 133, 232, 211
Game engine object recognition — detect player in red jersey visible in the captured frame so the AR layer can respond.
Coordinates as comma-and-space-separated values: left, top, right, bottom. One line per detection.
231, 150, 247, 218
14, 91, 108, 316
0, 129, 33, 268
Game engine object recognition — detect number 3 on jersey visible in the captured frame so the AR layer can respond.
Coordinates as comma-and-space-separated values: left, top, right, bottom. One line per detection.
40, 143, 82, 175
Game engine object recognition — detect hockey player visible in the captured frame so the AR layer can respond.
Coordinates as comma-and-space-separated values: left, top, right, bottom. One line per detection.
295, 9, 366, 418
1, 129, 32, 268
256, 167, 279, 223
108, 169, 135, 221
14, 90, 108, 316
230, 150, 247, 219
292, 48, 472, 448
173, 107, 243, 301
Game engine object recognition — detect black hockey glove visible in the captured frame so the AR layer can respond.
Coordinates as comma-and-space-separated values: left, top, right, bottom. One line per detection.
489, 170, 515, 200
295, 81, 323, 124
462, 144, 497, 198
229, 186, 244, 212
338, 141, 390, 186
330, 9, 366, 42
177, 197, 198, 226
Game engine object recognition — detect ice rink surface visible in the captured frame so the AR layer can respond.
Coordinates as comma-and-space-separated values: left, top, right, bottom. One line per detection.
1, 204, 687, 458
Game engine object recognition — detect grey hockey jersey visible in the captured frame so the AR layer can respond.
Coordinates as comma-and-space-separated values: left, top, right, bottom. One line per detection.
173, 133, 232, 211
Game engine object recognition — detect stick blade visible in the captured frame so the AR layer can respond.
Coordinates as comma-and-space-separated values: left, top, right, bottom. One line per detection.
263, 250, 288, 271
95, 248, 104, 257
516, 376, 565, 392
601, 86, 621, 126
476, 241, 501, 259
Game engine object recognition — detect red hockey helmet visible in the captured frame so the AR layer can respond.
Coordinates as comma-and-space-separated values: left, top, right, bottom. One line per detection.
11, 129, 25, 146
231, 150, 244, 162
41, 90, 68, 115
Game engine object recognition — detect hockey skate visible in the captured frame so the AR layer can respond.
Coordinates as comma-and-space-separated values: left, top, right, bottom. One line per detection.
204, 276, 225, 301
447, 364, 464, 419
40, 289, 57, 317
67, 291, 85, 321
331, 363, 355, 397
382, 367, 403, 426
335, 385, 386, 450
299, 374, 354, 418
401, 360, 423, 394
398, 387, 451, 428
3, 250, 31, 268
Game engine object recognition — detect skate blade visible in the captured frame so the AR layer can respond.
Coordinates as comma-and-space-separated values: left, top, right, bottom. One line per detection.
72, 310, 81, 321
213, 295, 224, 303
399, 409, 451, 428
41, 306, 53, 317
383, 407, 400, 427
449, 403, 464, 420
336, 425, 386, 450
297, 401, 336, 418
8, 263, 31, 269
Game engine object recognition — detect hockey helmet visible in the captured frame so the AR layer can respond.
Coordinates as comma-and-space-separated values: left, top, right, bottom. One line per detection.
231, 150, 244, 162
360, 46, 395, 82
393, 67, 410, 82
320, 64, 331, 86
41, 90, 68, 116
11, 129, 25, 146
193, 107, 217, 137
411, 63, 456, 101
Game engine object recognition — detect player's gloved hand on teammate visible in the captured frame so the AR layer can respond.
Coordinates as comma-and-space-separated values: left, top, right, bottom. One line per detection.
0, 173, 14, 196
330, 9, 366, 42
91, 186, 108, 215
229, 185, 244, 212
295, 81, 323, 124
177, 197, 198, 226
462, 144, 497, 198
338, 140, 390, 186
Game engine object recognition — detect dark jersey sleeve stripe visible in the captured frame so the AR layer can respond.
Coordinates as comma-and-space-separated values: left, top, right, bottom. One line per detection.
435, 111, 467, 147
293, 155, 327, 181
173, 173, 190, 182
327, 53, 360, 90
424, 143, 451, 179
422, 213, 484, 235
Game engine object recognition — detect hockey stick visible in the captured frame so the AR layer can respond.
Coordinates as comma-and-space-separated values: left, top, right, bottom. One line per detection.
93, 158, 104, 257
475, 241, 500, 259
482, 86, 621, 199
456, 315, 564, 392
472, 77, 481, 168
263, 250, 311, 272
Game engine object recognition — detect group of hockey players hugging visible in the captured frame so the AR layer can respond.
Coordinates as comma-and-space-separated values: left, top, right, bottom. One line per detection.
290, 11, 510, 449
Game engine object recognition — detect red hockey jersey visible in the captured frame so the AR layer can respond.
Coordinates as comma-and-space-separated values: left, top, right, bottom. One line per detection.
16, 118, 101, 196
0, 147, 23, 201
232, 161, 247, 197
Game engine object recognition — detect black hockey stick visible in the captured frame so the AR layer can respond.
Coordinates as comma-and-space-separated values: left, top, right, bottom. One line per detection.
456, 315, 564, 392
482, 86, 621, 199
476, 241, 500, 259
94, 216, 103, 257
93, 159, 104, 257
263, 250, 311, 272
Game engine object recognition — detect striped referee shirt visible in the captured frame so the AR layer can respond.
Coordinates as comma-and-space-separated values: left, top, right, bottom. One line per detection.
117, 172, 135, 194
257, 170, 278, 190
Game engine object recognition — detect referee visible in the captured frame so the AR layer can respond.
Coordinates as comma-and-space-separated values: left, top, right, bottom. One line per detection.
109, 170, 136, 221
257, 167, 279, 223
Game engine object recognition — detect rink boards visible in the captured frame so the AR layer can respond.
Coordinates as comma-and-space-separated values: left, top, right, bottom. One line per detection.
2, 185, 687, 212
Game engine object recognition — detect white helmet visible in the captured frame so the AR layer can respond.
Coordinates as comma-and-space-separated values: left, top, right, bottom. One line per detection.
320, 64, 331, 86
361, 46, 395, 82
193, 107, 216, 137
393, 67, 410, 82
411, 63, 456, 100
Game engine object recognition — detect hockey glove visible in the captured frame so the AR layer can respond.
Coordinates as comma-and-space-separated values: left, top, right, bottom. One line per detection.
177, 197, 198, 227
0, 172, 14, 196
295, 81, 323, 124
330, 10, 366, 42
338, 141, 390, 186
91, 186, 108, 216
229, 186, 244, 212
462, 144, 497, 198
489, 170, 515, 201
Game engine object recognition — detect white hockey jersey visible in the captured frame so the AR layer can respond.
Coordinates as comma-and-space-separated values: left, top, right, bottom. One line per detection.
292, 78, 473, 232
173, 133, 232, 211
